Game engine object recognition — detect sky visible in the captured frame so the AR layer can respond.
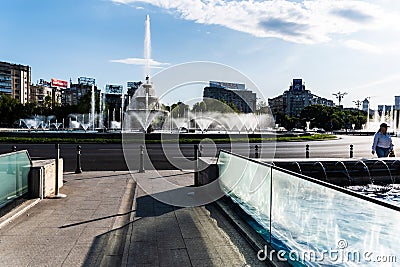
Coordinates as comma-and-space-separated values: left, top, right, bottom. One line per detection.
1, 0, 400, 108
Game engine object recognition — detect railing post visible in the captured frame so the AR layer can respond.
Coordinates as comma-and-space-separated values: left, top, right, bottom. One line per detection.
15, 150, 20, 196
55, 144, 60, 195
350, 144, 354, 158
255, 145, 259, 159
306, 144, 310, 159
194, 144, 199, 186
139, 145, 145, 173
75, 145, 82, 174
7, 146, 16, 174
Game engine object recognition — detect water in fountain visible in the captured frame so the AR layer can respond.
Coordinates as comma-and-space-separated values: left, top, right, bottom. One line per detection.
172, 117, 189, 131
91, 84, 95, 131
68, 113, 98, 131
162, 110, 274, 134
51, 119, 62, 130
19, 115, 55, 130
366, 108, 398, 132
193, 111, 215, 133
306, 121, 311, 132
124, 15, 168, 132
144, 14, 151, 79
125, 77, 167, 132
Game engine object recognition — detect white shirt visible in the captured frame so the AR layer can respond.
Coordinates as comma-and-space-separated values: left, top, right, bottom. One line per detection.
372, 132, 393, 151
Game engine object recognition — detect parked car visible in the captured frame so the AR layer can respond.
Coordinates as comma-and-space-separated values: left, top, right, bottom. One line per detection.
290, 128, 305, 133
310, 127, 326, 133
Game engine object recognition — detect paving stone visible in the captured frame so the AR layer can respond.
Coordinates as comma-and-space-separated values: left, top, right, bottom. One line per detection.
0, 171, 131, 266
157, 248, 191, 267
1, 170, 262, 266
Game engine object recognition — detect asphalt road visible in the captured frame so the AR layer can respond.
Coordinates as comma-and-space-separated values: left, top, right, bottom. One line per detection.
0, 135, 387, 171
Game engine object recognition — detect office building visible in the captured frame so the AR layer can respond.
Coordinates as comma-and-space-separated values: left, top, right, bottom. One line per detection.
203, 81, 257, 113
0, 61, 31, 103
104, 84, 124, 112
62, 77, 98, 106
362, 98, 370, 112
30, 79, 62, 107
268, 79, 335, 117
395, 96, 400, 110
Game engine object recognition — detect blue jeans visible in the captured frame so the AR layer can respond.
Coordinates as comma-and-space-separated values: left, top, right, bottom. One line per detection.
376, 146, 390, 158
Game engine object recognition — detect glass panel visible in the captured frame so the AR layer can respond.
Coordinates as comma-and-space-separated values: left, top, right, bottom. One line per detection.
218, 151, 400, 266
0, 151, 31, 208
271, 167, 400, 266
218, 151, 272, 240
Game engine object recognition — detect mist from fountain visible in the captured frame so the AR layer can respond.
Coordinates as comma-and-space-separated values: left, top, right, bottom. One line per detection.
19, 115, 56, 130
124, 15, 169, 133
68, 113, 99, 132
144, 14, 151, 78
366, 107, 398, 132
91, 85, 96, 131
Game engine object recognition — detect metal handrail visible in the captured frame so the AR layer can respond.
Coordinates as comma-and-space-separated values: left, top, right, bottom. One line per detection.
218, 149, 400, 213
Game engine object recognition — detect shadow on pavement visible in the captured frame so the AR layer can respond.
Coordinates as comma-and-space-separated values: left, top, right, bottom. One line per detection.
81, 186, 263, 266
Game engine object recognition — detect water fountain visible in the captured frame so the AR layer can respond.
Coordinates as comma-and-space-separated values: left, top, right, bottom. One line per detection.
19, 115, 56, 130
51, 120, 62, 130
67, 114, 98, 132
125, 76, 167, 132
365, 107, 398, 133
91, 84, 96, 131
306, 121, 311, 132
124, 15, 168, 132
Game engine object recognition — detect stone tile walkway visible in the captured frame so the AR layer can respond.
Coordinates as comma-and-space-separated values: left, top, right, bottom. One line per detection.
0, 170, 264, 267
0, 171, 133, 266
123, 170, 264, 267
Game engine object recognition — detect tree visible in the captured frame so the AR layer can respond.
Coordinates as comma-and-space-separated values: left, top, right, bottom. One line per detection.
299, 105, 367, 130
170, 101, 189, 118
76, 92, 100, 114
191, 99, 240, 113
43, 95, 52, 110
0, 94, 20, 127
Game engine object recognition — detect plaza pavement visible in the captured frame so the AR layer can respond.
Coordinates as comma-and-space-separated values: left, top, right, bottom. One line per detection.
0, 170, 264, 266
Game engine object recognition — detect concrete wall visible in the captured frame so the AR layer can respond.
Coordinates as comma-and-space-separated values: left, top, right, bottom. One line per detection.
30, 159, 63, 198
197, 157, 219, 186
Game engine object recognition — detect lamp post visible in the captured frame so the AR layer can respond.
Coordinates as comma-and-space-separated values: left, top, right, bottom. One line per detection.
333, 92, 347, 107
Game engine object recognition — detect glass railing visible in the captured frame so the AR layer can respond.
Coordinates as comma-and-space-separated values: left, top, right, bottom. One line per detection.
0, 151, 31, 208
218, 150, 400, 266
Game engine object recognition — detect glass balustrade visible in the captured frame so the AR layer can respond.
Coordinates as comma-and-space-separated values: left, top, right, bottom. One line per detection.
218, 150, 400, 266
0, 151, 31, 208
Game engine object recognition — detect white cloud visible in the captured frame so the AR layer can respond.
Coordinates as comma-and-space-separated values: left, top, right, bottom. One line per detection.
110, 0, 396, 44
110, 57, 169, 68
343, 40, 382, 54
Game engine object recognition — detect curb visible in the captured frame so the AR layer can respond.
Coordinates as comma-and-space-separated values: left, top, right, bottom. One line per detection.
100, 176, 136, 266
121, 175, 141, 267
0, 198, 41, 229
215, 198, 290, 267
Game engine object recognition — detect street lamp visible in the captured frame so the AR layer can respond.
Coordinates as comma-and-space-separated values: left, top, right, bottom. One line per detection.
333, 92, 347, 107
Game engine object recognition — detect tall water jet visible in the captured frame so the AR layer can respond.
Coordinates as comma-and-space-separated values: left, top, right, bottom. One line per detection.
124, 15, 168, 133
144, 14, 151, 78
91, 84, 95, 130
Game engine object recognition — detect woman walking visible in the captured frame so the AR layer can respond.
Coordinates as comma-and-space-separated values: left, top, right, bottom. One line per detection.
372, 123, 393, 158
